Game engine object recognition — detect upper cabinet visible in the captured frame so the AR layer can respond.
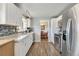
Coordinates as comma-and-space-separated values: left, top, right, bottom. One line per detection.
6, 4, 23, 26
0, 4, 23, 26
0, 3, 32, 32
0, 4, 6, 24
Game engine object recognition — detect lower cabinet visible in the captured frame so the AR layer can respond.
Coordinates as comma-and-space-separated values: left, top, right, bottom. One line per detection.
14, 33, 33, 56
0, 40, 14, 56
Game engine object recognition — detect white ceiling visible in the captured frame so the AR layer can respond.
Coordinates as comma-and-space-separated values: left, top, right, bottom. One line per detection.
17, 3, 75, 19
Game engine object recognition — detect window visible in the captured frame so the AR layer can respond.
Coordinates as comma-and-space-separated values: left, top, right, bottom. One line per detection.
22, 16, 28, 31
27, 18, 31, 27
22, 16, 31, 31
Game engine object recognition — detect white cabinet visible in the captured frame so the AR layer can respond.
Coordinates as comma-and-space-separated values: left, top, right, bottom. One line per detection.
6, 4, 22, 26
0, 4, 23, 29
0, 4, 6, 24
14, 32, 33, 56
14, 41, 24, 56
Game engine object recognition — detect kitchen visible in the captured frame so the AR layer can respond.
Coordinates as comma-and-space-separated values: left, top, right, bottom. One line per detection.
0, 3, 79, 56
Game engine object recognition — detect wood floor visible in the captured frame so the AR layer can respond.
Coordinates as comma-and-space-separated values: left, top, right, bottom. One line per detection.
26, 39, 60, 56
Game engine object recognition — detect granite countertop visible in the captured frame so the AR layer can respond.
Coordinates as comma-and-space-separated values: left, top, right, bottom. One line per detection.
0, 32, 33, 46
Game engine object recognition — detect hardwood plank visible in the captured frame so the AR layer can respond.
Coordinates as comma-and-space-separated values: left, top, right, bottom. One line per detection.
26, 39, 60, 56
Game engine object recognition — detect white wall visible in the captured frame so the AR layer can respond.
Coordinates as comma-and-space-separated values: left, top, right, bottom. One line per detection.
48, 19, 52, 42
33, 18, 41, 42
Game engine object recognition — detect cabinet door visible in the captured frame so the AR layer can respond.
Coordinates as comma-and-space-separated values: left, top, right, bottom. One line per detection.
30, 34, 33, 43
0, 41, 14, 56
14, 43, 21, 56
15, 39, 26, 56
25, 34, 33, 54
20, 38, 26, 56
14, 34, 33, 56
25, 36, 30, 54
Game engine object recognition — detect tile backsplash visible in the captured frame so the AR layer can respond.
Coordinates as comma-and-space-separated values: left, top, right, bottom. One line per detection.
0, 24, 17, 37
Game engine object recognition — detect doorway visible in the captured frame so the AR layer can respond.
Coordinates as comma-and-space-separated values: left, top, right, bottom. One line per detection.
40, 20, 48, 42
